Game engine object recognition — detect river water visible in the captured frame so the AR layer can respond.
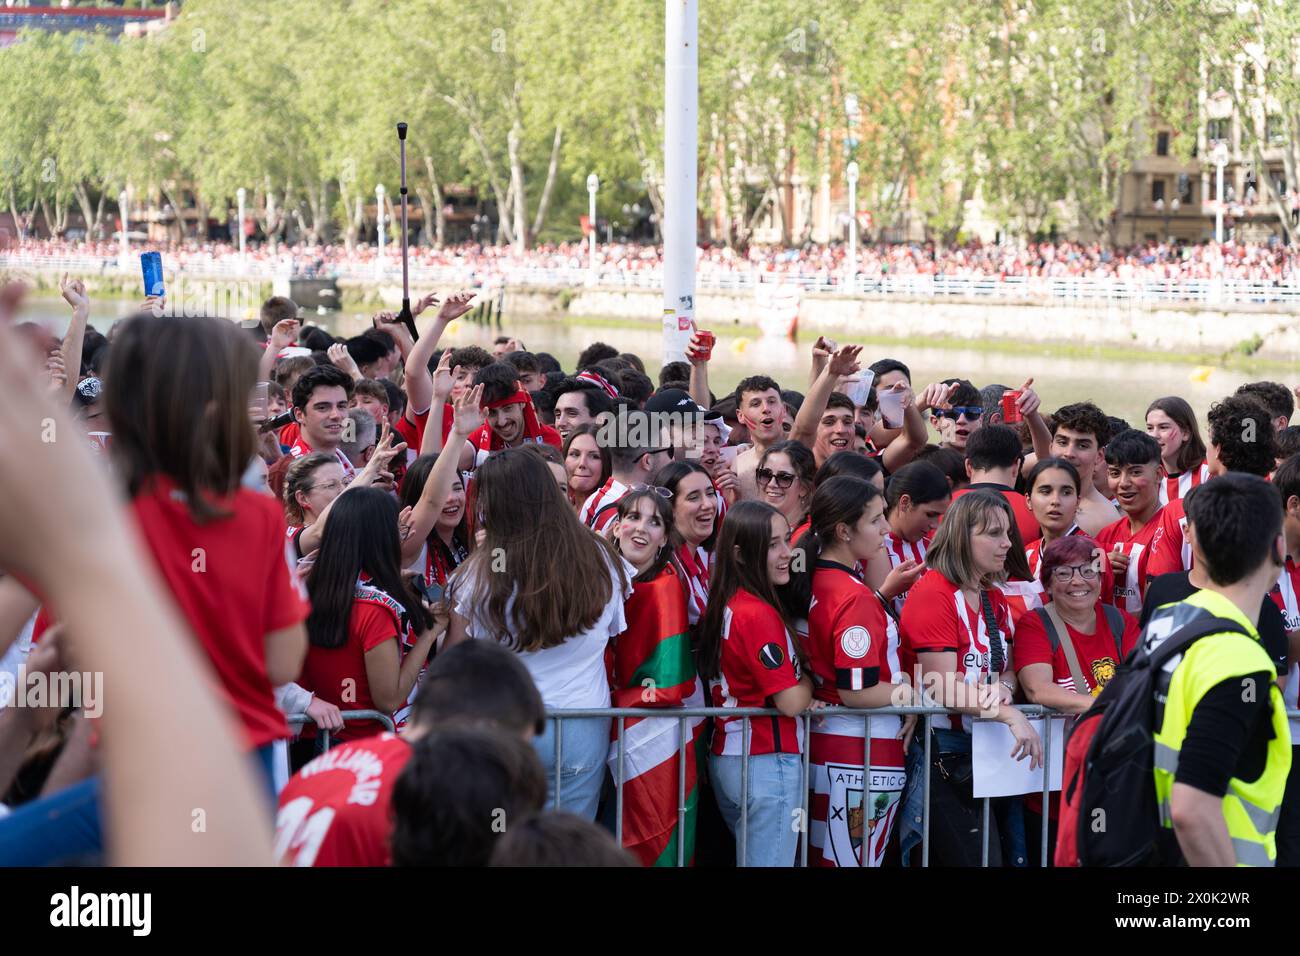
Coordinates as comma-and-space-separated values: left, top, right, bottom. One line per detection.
18, 295, 1270, 427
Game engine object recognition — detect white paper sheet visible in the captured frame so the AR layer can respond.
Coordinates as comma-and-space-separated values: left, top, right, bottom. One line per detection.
972, 717, 1065, 798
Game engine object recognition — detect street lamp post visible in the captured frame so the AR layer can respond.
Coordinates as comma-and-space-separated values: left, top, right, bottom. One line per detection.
236, 187, 246, 265
1212, 141, 1229, 244
846, 161, 859, 290
1169, 197, 1180, 242
586, 173, 598, 282
375, 184, 386, 274
1154, 197, 1165, 242
118, 190, 129, 269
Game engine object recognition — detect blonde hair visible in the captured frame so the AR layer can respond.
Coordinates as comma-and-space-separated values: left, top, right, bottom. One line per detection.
924, 491, 1012, 590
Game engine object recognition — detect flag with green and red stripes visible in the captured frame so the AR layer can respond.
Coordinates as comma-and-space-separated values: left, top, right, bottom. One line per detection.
607, 565, 705, 866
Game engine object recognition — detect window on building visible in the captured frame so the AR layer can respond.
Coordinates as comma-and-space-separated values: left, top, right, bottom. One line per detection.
1156, 132, 1170, 156
1207, 118, 1231, 144
1178, 174, 1194, 204
1267, 115, 1287, 146
1151, 179, 1166, 204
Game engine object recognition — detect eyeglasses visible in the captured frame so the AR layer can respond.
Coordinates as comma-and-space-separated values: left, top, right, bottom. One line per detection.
1050, 564, 1100, 583
756, 468, 797, 489
628, 484, 673, 499
935, 406, 983, 420
310, 479, 345, 495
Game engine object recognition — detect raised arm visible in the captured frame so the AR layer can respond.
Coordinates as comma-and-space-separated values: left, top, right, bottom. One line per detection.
403, 384, 484, 566
297, 421, 408, 557
257, 317, 300, 385
791, 344, 862, 446
880, 381, 928, 472
686, 328, 711, 410
404, 290, 476, 417
57, 274, 89, 405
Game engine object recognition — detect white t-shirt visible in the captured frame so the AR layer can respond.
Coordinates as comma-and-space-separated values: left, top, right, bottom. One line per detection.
454, 551, 632, 709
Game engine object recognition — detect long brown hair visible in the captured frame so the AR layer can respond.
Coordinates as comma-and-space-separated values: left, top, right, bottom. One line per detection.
1146, 396, 1206, 473
697, 501, 800, 682
450, 446, 627, 652
925, 491, 1015, 590
105, 313, 258, 523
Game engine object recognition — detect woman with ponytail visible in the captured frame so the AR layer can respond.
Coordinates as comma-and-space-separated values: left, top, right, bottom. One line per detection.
787, 477, 916, 867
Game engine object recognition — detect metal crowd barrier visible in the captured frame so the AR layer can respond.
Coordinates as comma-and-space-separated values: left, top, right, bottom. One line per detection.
285, 709, 395, 754
547, 703, 1060, 868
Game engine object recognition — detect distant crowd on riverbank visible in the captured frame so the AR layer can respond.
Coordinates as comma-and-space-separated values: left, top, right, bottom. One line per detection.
6, 236, 1300, 286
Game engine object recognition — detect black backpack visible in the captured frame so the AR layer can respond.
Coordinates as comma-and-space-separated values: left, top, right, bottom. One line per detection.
1056, 615, 1250, 867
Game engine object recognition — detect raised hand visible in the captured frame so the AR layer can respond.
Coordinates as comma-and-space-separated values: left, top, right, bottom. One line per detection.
432, 349, 455, 402
327, 342, 362, 380
452, 382, 486, 437
437, 290, 476, 323
917, 381, 958, 413
60, 273, 89, 313
268, 318, 300, 352
397, 505, 416, 542
411, 291, 440, 318
1015, 376, 1041, 418
827, 344, 863, 379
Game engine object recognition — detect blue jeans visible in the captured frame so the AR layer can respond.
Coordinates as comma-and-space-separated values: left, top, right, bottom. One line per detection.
535, 716, 610, 822
708, 751, 803, 867
0, 743, 280, 866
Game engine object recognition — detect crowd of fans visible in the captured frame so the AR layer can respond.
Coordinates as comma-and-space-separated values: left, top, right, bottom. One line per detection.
0, 271, 1297, 868
6, 236, 1300, 286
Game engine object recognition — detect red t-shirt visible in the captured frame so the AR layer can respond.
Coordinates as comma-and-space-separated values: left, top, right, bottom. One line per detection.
1023, 526, 1117, 613
278, 421, 301, 450
395, 406, 452, 456
806, 562, 899, 704
1094, 507, 1165, 613
1144, 498, 1190, 580
899, 569, 1014, 732
275, 732, 411, 866
951, 483, 1040, 543
1013, 604, 1138, 696
130, 476, 310, 749
710, 588, 803, 756
297, 585, 411, 742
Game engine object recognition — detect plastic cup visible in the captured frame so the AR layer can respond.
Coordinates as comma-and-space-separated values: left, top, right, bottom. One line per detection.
1001, 390, 1023, 424
879, 389, 906, 428
693, 329, 715, 361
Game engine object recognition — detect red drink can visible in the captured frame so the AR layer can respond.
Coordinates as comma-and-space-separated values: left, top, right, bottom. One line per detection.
1001, 390, 1023, 424
694, 329, 715, 361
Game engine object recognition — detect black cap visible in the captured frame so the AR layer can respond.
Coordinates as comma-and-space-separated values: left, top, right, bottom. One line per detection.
644, 388, 703, 417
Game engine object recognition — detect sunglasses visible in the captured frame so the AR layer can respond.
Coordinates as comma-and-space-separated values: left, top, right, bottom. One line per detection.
935, 406, 984, 420
755, 467, 797, 489
1050, 564, 1101, 583
628, 483, 673, 499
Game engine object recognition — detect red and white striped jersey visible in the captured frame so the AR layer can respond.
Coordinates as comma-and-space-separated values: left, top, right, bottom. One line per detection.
805, 562, 900, 724
1094, 509, 1164, 614
1269, 556, 1300, 741
677, 543, 712, 626
1158, 461, 1210, 507
882, 530, 930, 617
710, 589, 804, 756
899, 570, 1014, 733
579, 477, 628, 533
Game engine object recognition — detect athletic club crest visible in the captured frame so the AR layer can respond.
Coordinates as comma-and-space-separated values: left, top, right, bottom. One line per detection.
824, 763, 904, 867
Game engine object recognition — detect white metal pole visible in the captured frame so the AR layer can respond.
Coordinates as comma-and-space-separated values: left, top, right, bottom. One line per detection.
375, 184, 386, 276
236, 187, 246, 265
662, 0, 698, 365
847, 162, 859, 291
